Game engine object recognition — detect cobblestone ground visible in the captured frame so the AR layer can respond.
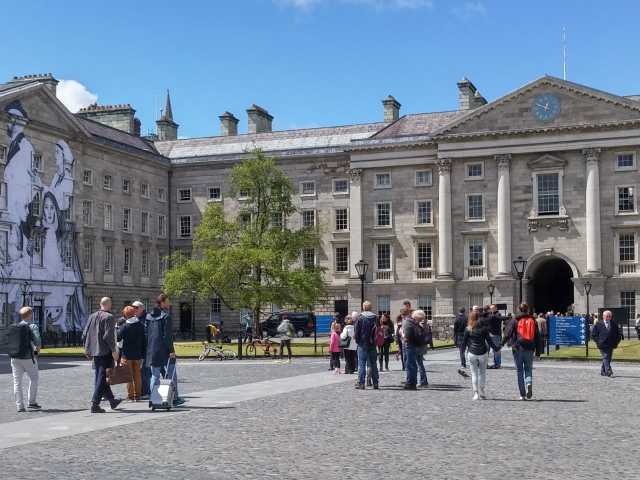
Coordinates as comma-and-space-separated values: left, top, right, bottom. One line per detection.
1, 351, 639, 480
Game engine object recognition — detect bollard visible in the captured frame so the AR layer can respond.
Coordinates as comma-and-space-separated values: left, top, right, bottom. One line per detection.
238, 335, 243, 360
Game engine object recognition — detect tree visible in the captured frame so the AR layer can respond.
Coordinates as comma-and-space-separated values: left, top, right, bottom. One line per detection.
163, 150, 325, 335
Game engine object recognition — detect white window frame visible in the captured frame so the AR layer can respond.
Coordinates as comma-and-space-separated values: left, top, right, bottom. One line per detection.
122, 177, 132, 194
122, 208, 132, 233
123, 247, 132, 275
177, 188, 192, 203
415, 241, 434, 272
374, 202, 392, 228
238, 189, 249, 200
158, 214, 167, 238
179, 215, 192, 238
376, 295, 391, 315
417, 294, 433, 320
0, 144, 6, 165
141, 248, 150, 277
0, 182, 7, 211
464, 237, 487, 280
300, 181, 316, 197
415, 199, 433, 226
140, 182, 150, 199
375, 242, 393, 272
302, 209, 316, 228
615, 185, 637, 215
620, 291, 636, 319
82, 200, 93, 227
141, 211, 150, 236
335, 208, 349, 232
82, 239, 93, 272
103, 174, 113, 191
0, 228, 9, 265
104, 245, 114, 273
374, 172, 392, 189
465, 193, 485, 222
208, 186, 222, 202
103, 203, 113, 230
334, 245, 349, 274
464, 161, 484, 180
615, 231, 638, 275
415, 169, 433, 187
158, 187, 167, 202
615, 151, 636, 172
532, 170, 565, 217
82, 169, 93, 186
332, 178, 349, 195
302, 247, 316, 269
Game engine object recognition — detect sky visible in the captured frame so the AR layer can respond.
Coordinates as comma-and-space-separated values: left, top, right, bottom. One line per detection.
1, 0, 640, 138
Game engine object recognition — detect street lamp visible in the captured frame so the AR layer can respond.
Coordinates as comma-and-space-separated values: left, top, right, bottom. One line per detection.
512, 256, 527, 306
191, 290, 197, 341
487, 283, 495, 305
354, 259, 368, 309
584, 280, 592, 357
20, 281, 32, 307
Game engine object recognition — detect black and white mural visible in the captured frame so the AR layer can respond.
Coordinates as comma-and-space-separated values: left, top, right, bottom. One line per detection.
3, 100, 86, 332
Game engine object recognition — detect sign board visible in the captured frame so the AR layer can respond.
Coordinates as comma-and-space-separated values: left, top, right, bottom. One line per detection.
548, 315, 587, 346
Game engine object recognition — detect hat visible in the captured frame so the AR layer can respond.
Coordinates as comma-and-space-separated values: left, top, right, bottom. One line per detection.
132, 301, 145, 308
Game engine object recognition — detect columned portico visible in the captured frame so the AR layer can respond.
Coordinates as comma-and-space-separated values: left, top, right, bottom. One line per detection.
495, 154, 512, 277
437, 158, 453, 278
582, 148, 602, 275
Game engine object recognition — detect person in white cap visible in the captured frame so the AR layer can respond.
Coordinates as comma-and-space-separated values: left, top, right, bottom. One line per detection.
132, 300, 151, 398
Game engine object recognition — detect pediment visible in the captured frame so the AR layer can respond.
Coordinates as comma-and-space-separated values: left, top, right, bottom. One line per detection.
435, 76, 640, 138
527, 153, 567, 170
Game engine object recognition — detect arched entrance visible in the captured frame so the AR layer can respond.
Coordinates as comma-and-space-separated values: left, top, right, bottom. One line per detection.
528, 256, 574, 314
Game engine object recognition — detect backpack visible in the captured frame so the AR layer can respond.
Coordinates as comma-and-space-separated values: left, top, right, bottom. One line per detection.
516, 317, 536, 344
374, 326, 385, 348
8, 323, 32, 359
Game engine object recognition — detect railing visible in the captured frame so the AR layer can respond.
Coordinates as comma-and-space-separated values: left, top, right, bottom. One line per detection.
375, 270, 392, 281
467, 266, 485, 278
416, 269, 433, 280
619, 262, 637, 275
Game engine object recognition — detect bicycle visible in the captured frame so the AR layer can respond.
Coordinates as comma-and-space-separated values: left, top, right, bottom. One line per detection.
245, 337, 277, 358
198, 342, 237, 361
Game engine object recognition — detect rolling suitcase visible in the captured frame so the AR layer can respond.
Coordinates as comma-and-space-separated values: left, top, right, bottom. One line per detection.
150, 357, 176, 411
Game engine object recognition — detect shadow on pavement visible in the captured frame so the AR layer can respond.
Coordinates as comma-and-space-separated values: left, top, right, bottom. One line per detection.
0, 359, 79, 375
490, 398, 587, 403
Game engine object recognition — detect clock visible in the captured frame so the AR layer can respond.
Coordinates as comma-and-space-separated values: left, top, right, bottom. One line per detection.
532, 93, 561, 122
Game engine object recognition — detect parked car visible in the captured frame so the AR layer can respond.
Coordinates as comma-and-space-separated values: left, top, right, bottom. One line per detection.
261, 312, 316, 338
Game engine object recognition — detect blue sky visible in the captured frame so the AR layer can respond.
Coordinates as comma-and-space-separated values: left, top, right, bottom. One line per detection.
1, 1, 639, 138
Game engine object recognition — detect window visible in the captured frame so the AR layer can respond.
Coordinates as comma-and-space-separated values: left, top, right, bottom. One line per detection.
158, 215, 167, 238
377, 295, 391, 316
63, 195, 73, 222
376, 243, 392, 270
271, 212, 284, 229
418, 295, 433, 320
83, 169, 93, 186
375, 172, 391, 189
302, 248, 316, 269
469, 293, 484, 310
619, 233, 635, 262
616, 153, 636, 171
0, 229, 8, 264
415, 170, 433, 187
33, 234, 44, 267
536, 173, 560, 216
122, 208, 131, 232
0, 182, 7, 210
141, 249, 150, 276
416, 200, 433, 225
467, 239, 485, 278
333, 179, 349, 194
82, 240, 93, 272
466, 194, 484, 221
32, 152, 43, 172
179, 216, 192, 238
416, 242, 433, 270
617, 186, 636, 214
239, 213, 251, 228
178, 188, 192, 202
103, 204, 113, 230
621, 291, 636, 320
238, 189, 249, 200
141, 211, 149, 235
465, 161, 483, 180
158, 187, 167, 202
300, 181, 316, 196
123, 248, 132, 275
0, 145, 6, 165
335, 246, 349, 273
104, 245, 113, 273
62, 237, 73, 268
103, 174, 113, 190
140, 182, 150, 198
335, 208, 348, 231
375, 202, 391, 227
82, 200, 93, 226
208, 187, 221, 201
211, 297, 222, 322
0, 292, 8, 327
122, 178, 131, 194
158, 253, 167, 276
31, 188, 42, 217
302, 210, 316, 228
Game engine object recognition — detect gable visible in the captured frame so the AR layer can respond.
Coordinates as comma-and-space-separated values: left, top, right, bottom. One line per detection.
438, 77, 640, 137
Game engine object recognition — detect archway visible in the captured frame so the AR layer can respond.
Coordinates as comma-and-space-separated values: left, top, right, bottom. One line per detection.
530, 257, 574, 314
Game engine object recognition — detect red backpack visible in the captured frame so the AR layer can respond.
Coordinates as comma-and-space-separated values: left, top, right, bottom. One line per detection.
516, 316, 536, 343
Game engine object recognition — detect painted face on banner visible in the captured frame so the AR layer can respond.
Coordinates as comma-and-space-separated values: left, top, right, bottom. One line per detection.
43, 195, 56, 225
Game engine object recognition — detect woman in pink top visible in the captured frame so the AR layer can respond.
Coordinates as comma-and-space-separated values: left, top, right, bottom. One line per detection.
329, 322, 342, 373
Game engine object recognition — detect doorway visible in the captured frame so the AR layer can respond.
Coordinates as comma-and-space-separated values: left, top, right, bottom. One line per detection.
179, 302, 192, 334
531, 257, 574, 314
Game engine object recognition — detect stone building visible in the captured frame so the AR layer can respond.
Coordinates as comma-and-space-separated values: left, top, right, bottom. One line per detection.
2, 72, 640, 342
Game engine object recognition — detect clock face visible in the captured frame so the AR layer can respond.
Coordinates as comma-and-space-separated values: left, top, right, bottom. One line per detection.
532, 93, 561, 122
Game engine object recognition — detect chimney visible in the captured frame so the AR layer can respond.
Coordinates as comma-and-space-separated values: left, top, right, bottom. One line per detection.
382, 95, 401, 123
219, 111, 239, 136
77, 103, 137, 134
133, 118, 142, 136
457, 77, 483, 111
472, 90, 487, 109
247, 104, 273, 134
155, 90, 179, 141
9, 73, 59, 96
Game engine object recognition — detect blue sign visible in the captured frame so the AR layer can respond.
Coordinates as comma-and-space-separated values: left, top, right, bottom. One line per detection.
548, 316, 587, 346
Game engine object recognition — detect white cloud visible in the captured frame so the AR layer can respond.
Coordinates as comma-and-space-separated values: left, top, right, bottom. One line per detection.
56, 79, 98, 113
275, 0, 433, 11
452, 1, 487, 19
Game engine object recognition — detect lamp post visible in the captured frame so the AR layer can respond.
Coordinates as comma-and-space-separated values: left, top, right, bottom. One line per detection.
584, 280, 592, 357
487, 283, 495, 305
354, 259, 369, 310
512, 256, 527, 306
191, 290, 197, 341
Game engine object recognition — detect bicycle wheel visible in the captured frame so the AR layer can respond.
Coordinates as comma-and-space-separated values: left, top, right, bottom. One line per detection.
246, 344, 256, 357
223, 350, 237, 360
198, 348, 209, 361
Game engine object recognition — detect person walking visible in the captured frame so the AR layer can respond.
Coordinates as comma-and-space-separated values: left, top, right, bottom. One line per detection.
378, 314, 393, 372
117, 305, 146, 402
395, 313, 406, 371
341, 313, 358, 374
591, 310, 623, 377
403, 309, 429, 390
635, 314, 640, 341
453, 307, 468, 372
146, 294, 185, 406
396, 301, 413, 371
83, 297, 123, 413
486, 305, 503, 369
329, 322, 341, 373
462, 310, 501, 400
277, 315, 294, 363
503, 303, 543, 400
354, 301, 379, 390
8, 307, 41, 412
132, 300, 151, 399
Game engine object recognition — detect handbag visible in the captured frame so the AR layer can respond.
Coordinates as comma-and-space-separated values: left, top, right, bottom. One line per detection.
107, 361, 133, 385
340, 335, 351, 348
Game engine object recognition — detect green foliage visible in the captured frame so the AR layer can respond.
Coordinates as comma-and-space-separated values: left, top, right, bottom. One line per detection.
163, 150, 326, 325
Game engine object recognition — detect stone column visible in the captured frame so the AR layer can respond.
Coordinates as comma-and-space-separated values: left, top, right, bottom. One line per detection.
437, 159, 453, 278
583, 148, 602, 274
349, 168, 363, 276
495, 154, 512, 276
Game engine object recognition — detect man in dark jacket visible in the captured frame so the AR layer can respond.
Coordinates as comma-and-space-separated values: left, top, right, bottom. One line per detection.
453, 308, 468, 369
83, 297, 122, 413
591, 310, 623, 377
132, 300, 151, 398
403, 309, 428, 390
354, 301, 379, 390
503, 303, 543, 400
486, 305, 504, 369
117, 305, 146, 401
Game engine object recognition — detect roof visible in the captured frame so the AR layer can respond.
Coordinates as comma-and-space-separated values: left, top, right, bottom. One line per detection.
77, 116, 162, 156
370, 110, 464, 139
156, 122, 386, 161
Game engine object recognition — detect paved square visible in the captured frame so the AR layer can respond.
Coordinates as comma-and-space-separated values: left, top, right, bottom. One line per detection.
1, 350, 638, 480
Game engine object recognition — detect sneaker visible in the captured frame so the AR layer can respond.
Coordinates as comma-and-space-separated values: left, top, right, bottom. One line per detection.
109, 398, 123, 410
91, 405, 106, 413
355, 384, 365, 390
526, 384, 533, 399
457, 369, 469, 378
487, 365, 496, 370
519, 396, 526, 401
373, 385, 379, 390
173, 397, 186, 406
480, 394, 487, 400
418, 383, 429, 389
28, 403, 42, 410
472, 392, 479, 400
17, 407, 26, 412
403, 384, 417, 391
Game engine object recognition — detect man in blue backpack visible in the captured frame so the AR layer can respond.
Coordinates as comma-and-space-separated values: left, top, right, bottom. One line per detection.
8, 307, 41, 412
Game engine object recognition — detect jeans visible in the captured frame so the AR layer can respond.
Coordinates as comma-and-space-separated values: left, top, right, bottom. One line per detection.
490, 334, 502, 367
11, 357, 38, 410
512, 349, 534, 397
378, 343, 390, 370
417, 352, 427, 385
405, 344, 427, 386
125, 359, 143, 400
456, 335, 467, 368
468, 352, 488, 396
600, 348, 613, 375
141, 360, 151, 396
151, 363, 180, 398
92, 355, 115, 406
357, 345, 379, 386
